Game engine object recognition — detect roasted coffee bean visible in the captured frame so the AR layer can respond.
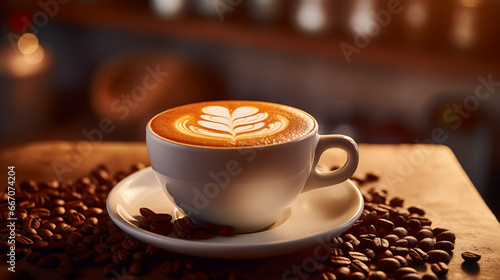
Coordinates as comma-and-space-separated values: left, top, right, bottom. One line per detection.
407, 219, 421, 231
367, 271, 386, 280
394, 255, 408, 267
335, 266, 351, 279
340, 241, 355, 253
390, 246, 409, 257
407, 206, 425, 216
31, 240, 49, 251
24, 217, 41, 229
376, 250, 393, 260
461, 251, 481, 263
150, 222, 173, 235
415, 229, 433, 241
21, 227, 37, 237
42, 222, 56, 231
129, 261, 147, 276
83, 234, 100, 244
431, 262, 448, 277
403, 236, 419, 248
400, 273, 421, 280
384, 234, 399, 246
79, 222, 95, 235
132, 251, 147, 262
417, 238, 435, 252
319, 271, 337, 280
110, 243, 123, 253
15, 234, 33, 248
394, 239, 408, 247
121, 237, 141, 251
93, 252, 111, 265
29, 234, 43, 242
364, 249, 376, 260
67, 232, 84, 246
149, 213, 172, 223
139, 216, 152, 229
192, 229, 212, 239
93, 224, 108, 235
112, 249, 130, 265
47, 241, 68, 252
431, 227, 449, 236
173, 218, 191, 239
329, 256, 351, 267
433, 241, 454, 253
37, 255, 60, 268
49, 233, 63, 242
391, 227, 408, 238
349, 251, 370, 262
409, 248, 428, 264
139, 207, 156, 217
351, 259, 370, 275
348, 271, 366, 280
51, 206, 66, 217
106, 232, 125, 244
217, 226, 237, 237
72, 249, 95, 265
377, 258, 400, 273
37, 228, 53, 241
373, 238, 390, 252
427, 249, 450, 263
94, 242, 111, 253
394, 267, 418, 279
30, 207, 51, 218
162, 259, 183, 277
436, 231, 455, 243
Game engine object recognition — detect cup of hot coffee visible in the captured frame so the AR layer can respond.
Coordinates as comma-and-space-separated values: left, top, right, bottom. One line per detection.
146, 100, 359, 233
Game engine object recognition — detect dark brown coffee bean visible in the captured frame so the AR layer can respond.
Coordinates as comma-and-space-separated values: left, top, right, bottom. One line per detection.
340, 241, 355, 253
31, 240, 49, 251
47, 241, 68, 252
400, 273, 421, 280
173, 218, 191, 239
29, 234, 43, 242
51, 206, 66, 217
71, 249, 95, 265
373, 238, 389, 252
15, 234, 33, 248
394, 215, 407, 228
407, 219, 421, 231
93, 252, 111, 265
319, 271, 337, 280
83, 234, 100, 244
37, 255, 60, 268
461, 251, 481, 263
394, 255, 408, 267
121, 237, 141, 251
348, 271, 366, 280
23, 217, 41, 229
407, 206, 425, 216
329, 256, 351, 267
427, 249, 450, 263
129, 261, 147, 276
384, 234, 399, 246
394, 267, 418, 279
150, 222, 173, 235
49, 233, 63, 243
112, 249, 130, 265
349, 251, 370, 262
376, 250, 393, 261
335, 266, 351, 279
93, 224, 108, 235
139, 216, 152, 229
394, 238, 408, 247
391, 227, 408, 238
110, 243, 123, 253
431, 227, 449, 236
132, 251, 147, 262
84, 207, 103, 218
94, 242, 111, 253
409, 248, 428, 264
368, 271, 386, 280
139, 207, 156, 217
364, 249, 376, 260
375, 219, 394, 232
433, 241, 454, 253
431, 262, 448, 277
149, 213, 172, 223
42, 222, 56, 231
37, 228, 53, 241
436, 231, 455, 243
67, 232, 84, 246
217, 226, 236, 237
351, 259, 369, 275
21, 227, 37, 237
162, 259, 183, 277
192, 229, 212, 239
390, 246, 409, 257
377, 258, 400, 273
106, 232, 125, 244
415, 229, 433, 241
65, 245, 86, 257
403, 236, 418, 248
79, 222, 95, 235
417, 238, 435, 252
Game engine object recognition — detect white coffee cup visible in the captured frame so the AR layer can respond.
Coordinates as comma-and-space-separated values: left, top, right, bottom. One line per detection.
146, 101, 359, 233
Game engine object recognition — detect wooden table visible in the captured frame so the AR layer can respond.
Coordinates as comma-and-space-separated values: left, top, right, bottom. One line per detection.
1, 141, 499, 279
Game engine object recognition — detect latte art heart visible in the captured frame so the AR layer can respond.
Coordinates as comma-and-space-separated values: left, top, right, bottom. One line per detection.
150, 101, 316, 147
175, 106, 288, 144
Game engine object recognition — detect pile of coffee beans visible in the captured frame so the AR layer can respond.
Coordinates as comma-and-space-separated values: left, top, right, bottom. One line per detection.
0, 165, 481, 280
138, 208, 236, 239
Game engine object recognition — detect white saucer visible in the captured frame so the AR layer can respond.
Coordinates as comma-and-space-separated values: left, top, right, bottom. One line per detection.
107, 167, 363, 259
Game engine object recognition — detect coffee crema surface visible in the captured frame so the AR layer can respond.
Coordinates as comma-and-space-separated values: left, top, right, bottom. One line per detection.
150, 101, 316, 147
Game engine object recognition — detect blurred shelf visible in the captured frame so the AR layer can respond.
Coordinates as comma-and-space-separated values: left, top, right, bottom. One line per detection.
12, 1, 500, 78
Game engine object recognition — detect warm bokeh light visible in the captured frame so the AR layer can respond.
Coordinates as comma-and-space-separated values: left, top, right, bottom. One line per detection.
23, 45, 45, 65
451, 5, 477, 50
405, 0, 428, 29
349, 0, 376, 36
150, 0, 185, 18
459, 0, 482, 8
17, 33, 39, 55
294, 0, 328, 34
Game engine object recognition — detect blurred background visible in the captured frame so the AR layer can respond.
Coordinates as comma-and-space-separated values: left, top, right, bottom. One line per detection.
0, 0, 499, 219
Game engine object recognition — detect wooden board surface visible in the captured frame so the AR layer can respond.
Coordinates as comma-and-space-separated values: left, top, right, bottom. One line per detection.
1, 141, 499, 279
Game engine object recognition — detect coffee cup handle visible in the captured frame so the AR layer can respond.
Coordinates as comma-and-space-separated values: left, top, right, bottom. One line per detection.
302, 135, 359, 192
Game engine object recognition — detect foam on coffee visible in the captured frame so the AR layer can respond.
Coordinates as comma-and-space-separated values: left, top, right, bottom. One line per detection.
150, 101, 316, 147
